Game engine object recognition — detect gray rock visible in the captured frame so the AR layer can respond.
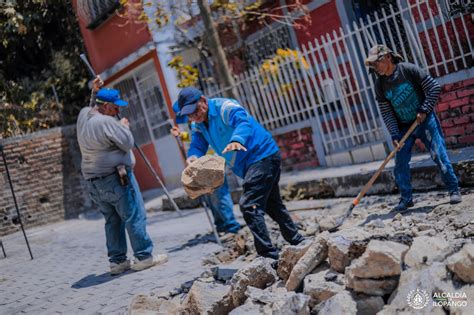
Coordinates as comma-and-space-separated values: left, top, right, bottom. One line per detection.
345, 275, 399, 296
404, 236, 451, 269
181, 280, 233, 315
379, 262, 454, 315
128, 294, 179, 315
417, 223, 433, 232
181, 155, 225, 199
446, 243, 474, 284
303, 222, 320, 237
461, 224, 474, 237
418, 229, 437, 236
367, 219, 385, 229
353, 295, 385, 315
211, 266, 239, 282
230, 257, 277, 306
277, 242, 312, 282
228, 299, 263, 315
317, 216, 342, 232
168, 288, 183, 297
230, 286, 310, 315
346, 240, 409, 279
315, 291, 357, 315
393, 213, 402, 221
327, 228, 371, 273
303, 269, 344, 307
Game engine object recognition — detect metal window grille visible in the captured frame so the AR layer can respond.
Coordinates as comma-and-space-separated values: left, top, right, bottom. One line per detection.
77, 0, 120, 29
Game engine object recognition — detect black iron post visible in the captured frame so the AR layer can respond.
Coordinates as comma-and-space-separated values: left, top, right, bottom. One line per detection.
0, 143, 34, 260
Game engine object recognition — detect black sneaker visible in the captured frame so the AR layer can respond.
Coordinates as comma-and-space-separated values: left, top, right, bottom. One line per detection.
393, 199, 414, 212
260, 250, 279, 260
289, 234, 306, 246
450, 191, 462, 204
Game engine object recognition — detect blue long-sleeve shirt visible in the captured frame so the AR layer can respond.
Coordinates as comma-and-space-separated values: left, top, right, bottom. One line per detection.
187, 98, 279, 178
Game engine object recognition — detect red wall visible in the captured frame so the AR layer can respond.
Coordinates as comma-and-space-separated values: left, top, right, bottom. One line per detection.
74, 1, 152, 74
275, 127, 320, 171
295, 1, 342, 47
437, 77, 474, 147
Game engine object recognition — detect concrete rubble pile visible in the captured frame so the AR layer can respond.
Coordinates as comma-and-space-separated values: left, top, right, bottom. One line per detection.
129, 192, 473, 314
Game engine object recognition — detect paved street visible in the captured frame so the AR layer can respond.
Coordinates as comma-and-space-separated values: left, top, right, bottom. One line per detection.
0, 208, 224, 314
1, 188, 473, 314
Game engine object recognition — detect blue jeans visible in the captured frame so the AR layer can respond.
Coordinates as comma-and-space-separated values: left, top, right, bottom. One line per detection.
394, 113, 459, 203
86, 170, 154, 264
239, 152, 303, 258
203, 176, 241, 233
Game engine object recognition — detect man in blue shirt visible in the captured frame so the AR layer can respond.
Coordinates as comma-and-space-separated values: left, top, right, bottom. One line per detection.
171, 102, 241, 234
175, 87, 304, 259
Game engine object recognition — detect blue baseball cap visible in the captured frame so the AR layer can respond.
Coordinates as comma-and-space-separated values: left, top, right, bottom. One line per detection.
96, 88, 128, 107
177, 87, 202, 115
172, 101, 188, 124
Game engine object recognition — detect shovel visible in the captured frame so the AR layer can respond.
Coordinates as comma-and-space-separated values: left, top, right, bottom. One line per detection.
329, 120, 419, 232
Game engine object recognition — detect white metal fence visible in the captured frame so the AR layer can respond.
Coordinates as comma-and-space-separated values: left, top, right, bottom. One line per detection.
204, 0, 473, 157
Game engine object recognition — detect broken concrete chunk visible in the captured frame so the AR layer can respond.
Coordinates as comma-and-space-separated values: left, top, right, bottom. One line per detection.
277, 242, 312, 281
211, 266, 239, 282
315, 291, 357, 315
181, 280, 233, 315
379, 262, 453, 315
230, 257, 277, 307
327, 228, 371, 273
128, 294, 179, 315
317, 216, 342, 231
404, 236, 451, 269
247, 286, 310, 314
303, 269, 344, 307
353, 295, 385, 315
230, 286, 310, 315
367, 219, 385, 229
286, 231, 330, 291
346, 240, 409, 279
181, 155, 225, 199
228, 299, 263, 315
446, 243, 474, 284
345, 275, 399, 296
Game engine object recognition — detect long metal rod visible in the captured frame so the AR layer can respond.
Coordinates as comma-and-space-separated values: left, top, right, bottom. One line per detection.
129, 137, 183, 217
201, 198, 223, 247
1, 145, 33, 259
0, 240, 6, 258
118, 112, 182, 216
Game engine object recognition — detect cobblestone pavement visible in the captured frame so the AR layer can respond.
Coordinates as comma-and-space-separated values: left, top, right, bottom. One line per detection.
0, 209, 223, 314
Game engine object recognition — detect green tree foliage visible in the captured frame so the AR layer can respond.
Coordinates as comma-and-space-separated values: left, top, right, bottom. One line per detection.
0, 0, 90, 137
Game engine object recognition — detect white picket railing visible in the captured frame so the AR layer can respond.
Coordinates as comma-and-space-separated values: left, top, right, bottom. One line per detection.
204, 0, 473, 156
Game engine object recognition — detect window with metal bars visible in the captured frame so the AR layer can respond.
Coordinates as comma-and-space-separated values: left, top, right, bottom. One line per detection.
77, 0, 120, 30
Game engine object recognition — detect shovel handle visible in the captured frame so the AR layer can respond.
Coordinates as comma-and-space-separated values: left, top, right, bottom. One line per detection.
353, 120, 418, 206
